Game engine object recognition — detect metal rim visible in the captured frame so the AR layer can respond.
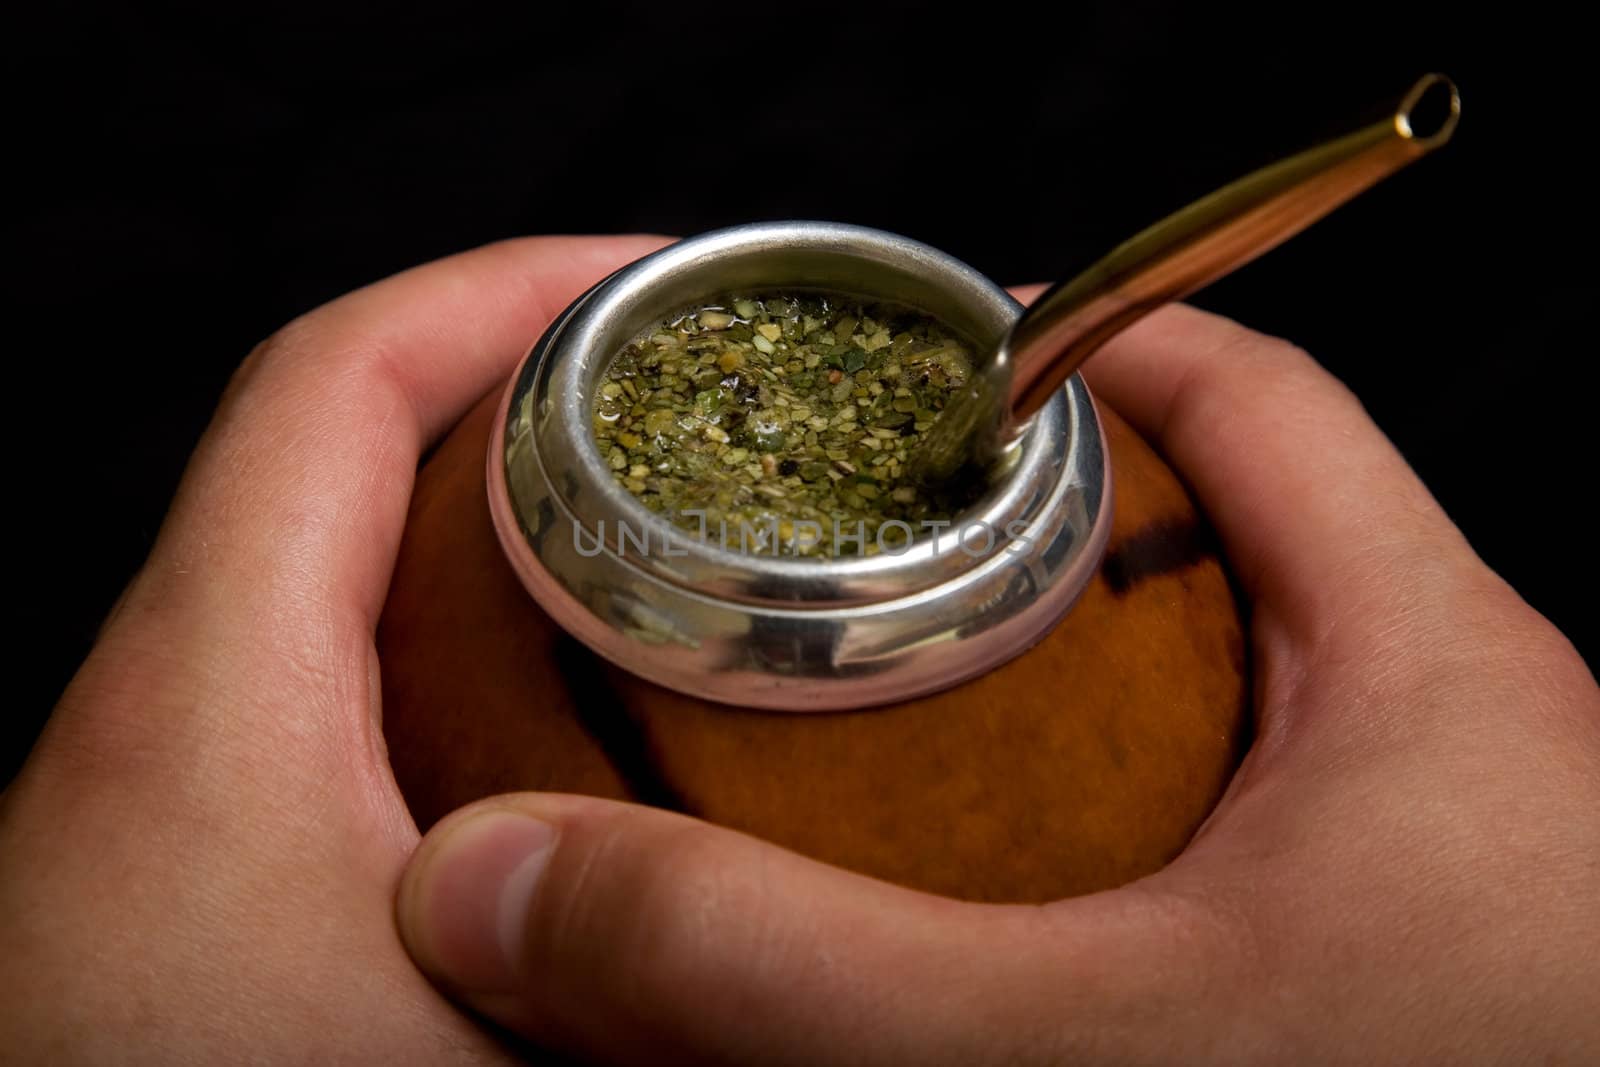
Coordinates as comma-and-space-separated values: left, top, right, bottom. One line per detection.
486, 222, 1113, 710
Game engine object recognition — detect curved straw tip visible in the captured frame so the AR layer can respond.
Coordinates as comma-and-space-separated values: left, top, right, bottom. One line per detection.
1396, 73, 1461, 148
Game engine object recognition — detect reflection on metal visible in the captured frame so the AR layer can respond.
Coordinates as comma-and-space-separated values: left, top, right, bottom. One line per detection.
487, 222, 1113, 711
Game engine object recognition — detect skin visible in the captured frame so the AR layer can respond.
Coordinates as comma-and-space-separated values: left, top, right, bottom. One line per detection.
2, 237, 1596, 1064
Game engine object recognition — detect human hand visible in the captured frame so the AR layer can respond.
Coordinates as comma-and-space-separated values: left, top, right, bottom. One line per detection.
0, 235, 670, 1061
389, 296, 1600, 1063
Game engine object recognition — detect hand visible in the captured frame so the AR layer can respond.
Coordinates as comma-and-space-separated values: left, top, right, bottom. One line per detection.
389, 297, 1600, 1061
6, 246, 1596, 1065
0, 236, 670, 1061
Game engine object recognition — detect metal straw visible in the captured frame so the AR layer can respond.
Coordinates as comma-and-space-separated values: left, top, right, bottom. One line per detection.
910, 73, 1460, 486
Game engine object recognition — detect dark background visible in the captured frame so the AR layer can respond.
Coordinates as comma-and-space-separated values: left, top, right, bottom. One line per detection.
13, 5, 1587, 781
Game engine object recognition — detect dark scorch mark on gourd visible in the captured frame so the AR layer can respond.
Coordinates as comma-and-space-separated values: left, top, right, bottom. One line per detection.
1101, 517, 1217, 595
553, 634, 697, 815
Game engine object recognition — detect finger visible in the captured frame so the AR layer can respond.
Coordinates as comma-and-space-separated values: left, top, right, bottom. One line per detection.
1002, 291, 1591, 785
48, 236, 666, 795
396, 794, 1238, 1065
1005, 288, 1483, 645
73, 237, 664, 705
134, 235, 669, 631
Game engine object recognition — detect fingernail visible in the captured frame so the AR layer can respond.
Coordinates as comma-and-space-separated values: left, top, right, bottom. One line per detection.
399, 808, 557, 993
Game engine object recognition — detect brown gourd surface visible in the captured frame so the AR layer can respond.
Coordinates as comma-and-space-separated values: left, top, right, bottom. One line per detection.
378, 390, 1249, 903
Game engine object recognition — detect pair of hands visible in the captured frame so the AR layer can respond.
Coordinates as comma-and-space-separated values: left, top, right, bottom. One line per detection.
3, 236, 1596, 1063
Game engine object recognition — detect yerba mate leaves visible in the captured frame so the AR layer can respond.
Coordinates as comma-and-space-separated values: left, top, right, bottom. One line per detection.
591, 294, 978, 557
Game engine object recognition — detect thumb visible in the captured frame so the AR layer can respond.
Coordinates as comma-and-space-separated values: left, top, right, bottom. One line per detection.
394, 794, 1232, 1064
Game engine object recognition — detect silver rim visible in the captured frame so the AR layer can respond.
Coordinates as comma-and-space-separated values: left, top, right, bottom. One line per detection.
488, 222, 1113, 710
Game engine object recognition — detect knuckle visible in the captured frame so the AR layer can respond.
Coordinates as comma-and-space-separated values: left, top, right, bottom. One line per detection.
541, 812, 798, 1015
244, 311, 389, 394
244, 312, 324, 378
626, 824, 782, 969
1163, 325, 1352, 442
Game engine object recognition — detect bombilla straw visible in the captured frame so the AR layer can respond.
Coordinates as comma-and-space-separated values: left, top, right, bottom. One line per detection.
911, 73, 1460, 486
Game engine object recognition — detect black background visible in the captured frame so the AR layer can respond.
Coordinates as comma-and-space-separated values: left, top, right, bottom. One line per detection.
13, 4, 1588, 781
